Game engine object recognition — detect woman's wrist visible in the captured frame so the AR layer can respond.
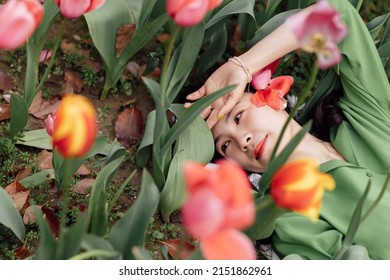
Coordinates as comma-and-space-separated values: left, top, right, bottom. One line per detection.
228, 56, 252, 83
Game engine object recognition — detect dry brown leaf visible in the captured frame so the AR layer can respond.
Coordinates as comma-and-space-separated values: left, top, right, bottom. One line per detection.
23, 205, 41, 225
28, 90, 44, 116
0, 103, 10, 121
0, 70, 14, 91
76, 164, 90, 175
16, 167, 32, 181
41, 206, 60, 237
10, 190, 30, 211
5, 180, 28, 194
116, 24, 136, 57
14, 243, 30, 259
28, 91, 60, 119
160, 239, 196, 260
73, 178, 95, 194
64, 70, 84, 92
115, 106, 144, 148
38, 150, 53, 170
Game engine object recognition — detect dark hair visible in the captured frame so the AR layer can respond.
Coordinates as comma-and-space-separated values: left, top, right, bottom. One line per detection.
310, 89, 345, 141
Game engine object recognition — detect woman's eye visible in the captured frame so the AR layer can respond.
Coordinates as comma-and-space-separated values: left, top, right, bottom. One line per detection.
234, 111, 242, 124
221, 141, 230, 153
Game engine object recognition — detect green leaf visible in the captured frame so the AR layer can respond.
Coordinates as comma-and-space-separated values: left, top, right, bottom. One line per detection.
340, 245, 369, 260
245, 195, 287, 240
161, 85, 236, 154
20, 169, 55, 188
88, 156, 125, 236
247, 10, 299, 48
367, 14, 390, 41
265, 0, 283, 23
35, 206, 57, 259
15, 129, 52, 150
205, 0, 256, 30
165, 24, 205, 102
80, 234, 120, 260
196, 24, 228, 75
0, 188, 25, 241
283, 254, 305, 260
142, 77, 163, 109
136, 110, 155, 167
109, 169, 159, 260
257, 121, 312, 195
159, 106, 214, 222
9, 94, 29, 139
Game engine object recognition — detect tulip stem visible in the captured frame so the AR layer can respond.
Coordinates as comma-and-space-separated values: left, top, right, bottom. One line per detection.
160, 25, 180, 102
270, 64, 319, 161
59, 158, 74, 230
34, 19, 65, 95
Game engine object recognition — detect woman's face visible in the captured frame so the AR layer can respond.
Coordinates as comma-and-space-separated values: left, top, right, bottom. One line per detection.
211, 92, 288, 173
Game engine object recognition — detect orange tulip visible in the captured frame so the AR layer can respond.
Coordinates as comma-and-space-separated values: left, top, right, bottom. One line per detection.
46, 94, 97, 158
182, 159, 256, 259
270, 158, 335, 220
0, 0, 44, 50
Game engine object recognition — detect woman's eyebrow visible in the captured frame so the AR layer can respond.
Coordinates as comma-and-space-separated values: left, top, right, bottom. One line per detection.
225, 101, 241, 124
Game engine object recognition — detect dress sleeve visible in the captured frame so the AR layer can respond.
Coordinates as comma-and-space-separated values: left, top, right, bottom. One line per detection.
328, 0, 390, 113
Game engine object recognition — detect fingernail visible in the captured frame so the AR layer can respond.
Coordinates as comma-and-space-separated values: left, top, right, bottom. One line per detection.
217, 113, 224, 122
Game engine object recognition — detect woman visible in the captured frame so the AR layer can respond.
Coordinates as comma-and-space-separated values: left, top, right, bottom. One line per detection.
186, 0, 390, 259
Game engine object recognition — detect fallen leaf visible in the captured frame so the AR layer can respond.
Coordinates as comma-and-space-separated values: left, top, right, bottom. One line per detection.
160, 239, 196, 260
41, 206, 60, 237
5, 180, 28, 194
115, 106, 144, 148
73, 178, 95, 194
14, 243, 30, 259
10, 190, 30, 211
28, 91, 44, 116
16, 167, 32, 181
126, 61, 140, 77
38, 150, 53, 170
23, 205, 42, 225
64, 70, 84, 92
28, 91, 60, 119
0, 70, 14, 91
116, 24, 136, 57
76, 164, 90, 175
0, 103, 10, 121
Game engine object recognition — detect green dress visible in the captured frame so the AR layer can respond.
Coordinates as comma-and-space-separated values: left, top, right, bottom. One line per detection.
272, 0, 390, 260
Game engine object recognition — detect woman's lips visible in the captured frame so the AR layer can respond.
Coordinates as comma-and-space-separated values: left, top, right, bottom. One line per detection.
254, 135, 268, 160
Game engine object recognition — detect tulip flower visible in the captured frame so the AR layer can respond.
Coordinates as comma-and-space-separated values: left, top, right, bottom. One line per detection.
0, 0, 44, 50
46, 94, 97, 158
251, 76, 294, 110
166, 0, 223, 27
270, 158, 335, 220
55, 0, 105, 19
182, 159, 256, 260
251, 59, 281, 90
285, 0, 347, 69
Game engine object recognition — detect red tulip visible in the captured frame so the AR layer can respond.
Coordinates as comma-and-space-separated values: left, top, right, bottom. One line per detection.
182, 159, 256, 259
0, 0, 44, 50
251, 59, 281, 90
166, 0, 222, 27
285, 0, 347, 69
55, 0, 105, 19
270, 158, 335, 220
46, 94, 97, 158
251, 76, 294, 110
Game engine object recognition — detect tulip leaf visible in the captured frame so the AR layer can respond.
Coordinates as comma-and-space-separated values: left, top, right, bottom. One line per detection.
80, 234, 120, 260
0, 187, 25, 242
257, 121, 312, 196
283, 254, 305, 260
160, 104, 214, 222
136, 110, 155, 167
367, 14, 390, 41
247, 10, 299, 48
245, 195, 287, 240
196, 24, 228, 75
339, 245, 369, 260
9, 94, 29, 139
205, 0, 256, 30
20, 169, 55, 188
161, 85, 236, 155
88, 156, 126, 236
165, 24, 205, 102
15, 129, 52, 150
108, 169, 159, 260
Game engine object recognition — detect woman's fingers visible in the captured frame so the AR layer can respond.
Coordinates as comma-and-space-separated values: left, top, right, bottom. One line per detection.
186, 85, 206, 100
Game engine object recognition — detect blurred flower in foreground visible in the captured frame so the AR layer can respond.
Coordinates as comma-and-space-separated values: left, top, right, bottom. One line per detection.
166, 0, 223, 27
285, 0, 347, 69
270, 158, 335, 220
182, 160, 256, 260
55, 0, 105, 19
251, 76, 294, 110
0, 0, 44, 50
45, 94, 97, 158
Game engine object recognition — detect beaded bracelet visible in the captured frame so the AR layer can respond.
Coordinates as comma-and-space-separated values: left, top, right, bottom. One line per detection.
228, 56, 252, 83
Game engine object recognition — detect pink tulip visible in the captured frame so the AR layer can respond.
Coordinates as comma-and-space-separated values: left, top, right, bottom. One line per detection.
55, 0, 105, 19
45, 112, 58, 136
0, 0, 44, 50
251, 59, 281, 90
166, 0, 222, 27
285, 0, 347, 69
182, 160, 256, 259
39, 49, 53, 63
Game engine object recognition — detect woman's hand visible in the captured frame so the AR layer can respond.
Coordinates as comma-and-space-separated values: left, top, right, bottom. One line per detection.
185, 60, 249, 128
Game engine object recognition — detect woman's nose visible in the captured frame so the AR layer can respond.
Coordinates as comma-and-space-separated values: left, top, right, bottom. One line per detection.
240, 133, 252, 151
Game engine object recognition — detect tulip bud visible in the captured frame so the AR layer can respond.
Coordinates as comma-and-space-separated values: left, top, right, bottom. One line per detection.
55, 0, 105, 19
50, 94, 97, 158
